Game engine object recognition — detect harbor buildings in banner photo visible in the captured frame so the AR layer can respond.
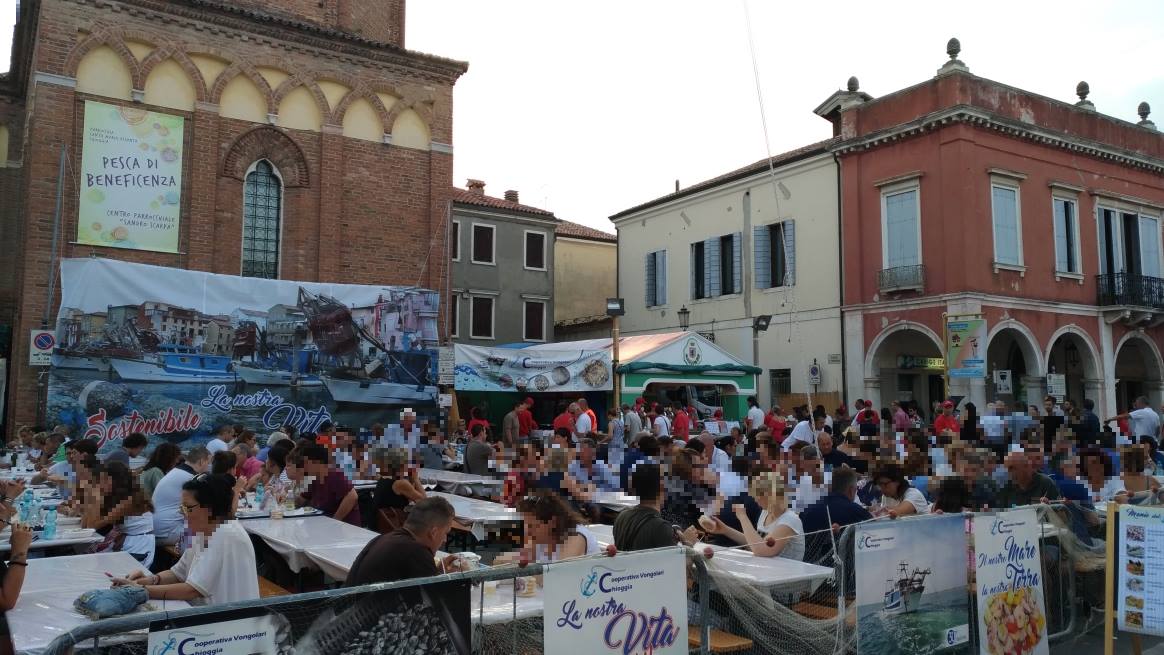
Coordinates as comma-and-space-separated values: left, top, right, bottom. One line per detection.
836, 41, 1164, 418
450, 181, 557, 346
0, 0, 466, 432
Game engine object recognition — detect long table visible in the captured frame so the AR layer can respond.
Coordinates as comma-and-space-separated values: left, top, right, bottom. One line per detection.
242, 515, 378, 573
11, 551, 192, 655
585, 524, 833, 590
428, 492, 520, 540
419, 468, 503, 497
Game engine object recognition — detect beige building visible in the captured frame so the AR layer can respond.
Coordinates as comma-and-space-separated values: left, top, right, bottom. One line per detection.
610, 141, 844, 407
553, 221, 617, 341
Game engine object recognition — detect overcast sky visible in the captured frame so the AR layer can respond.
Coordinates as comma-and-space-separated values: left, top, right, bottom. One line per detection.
4, 1, 1163, 233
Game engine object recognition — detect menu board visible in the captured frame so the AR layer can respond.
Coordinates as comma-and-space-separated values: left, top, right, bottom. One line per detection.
1117, 505, 1164, 635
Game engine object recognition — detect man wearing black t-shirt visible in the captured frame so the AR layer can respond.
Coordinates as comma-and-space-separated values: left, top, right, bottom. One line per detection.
346, 497, 465, 586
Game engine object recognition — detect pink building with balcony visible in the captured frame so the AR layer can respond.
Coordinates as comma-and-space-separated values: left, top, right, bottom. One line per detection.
834, 40, 1164, 417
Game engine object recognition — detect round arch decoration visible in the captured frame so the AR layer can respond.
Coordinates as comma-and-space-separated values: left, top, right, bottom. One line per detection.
1114, 331, 1164, 380
222, 127, 310, 188
1043, 324, 1101, 380
863, 320, 945, 379
986, 319, 1046, 378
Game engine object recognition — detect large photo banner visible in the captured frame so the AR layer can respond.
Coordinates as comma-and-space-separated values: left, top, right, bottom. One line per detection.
48, 258, 440, 452
454, 344, 612, 392
972, 509, 1048, 655
77, 100, 185, 253
855, 515, 970, 654
1117, 505, 1164, 636
543, 549, 687, 654
947, 318, 987, 378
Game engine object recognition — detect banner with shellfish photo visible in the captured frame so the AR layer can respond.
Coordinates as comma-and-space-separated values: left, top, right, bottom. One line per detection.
77, 100, 185, 253
453, 344, 612, 393
972, 509, 1048, 655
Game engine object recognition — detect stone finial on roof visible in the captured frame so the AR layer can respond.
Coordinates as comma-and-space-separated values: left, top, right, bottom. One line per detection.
1075, 81, 1095, 110
1138, 102, 1156, 130
847, 76, 860, 93
936, 37, 968, 76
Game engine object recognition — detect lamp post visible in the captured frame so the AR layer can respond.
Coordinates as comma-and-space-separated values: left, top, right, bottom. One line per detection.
606, 298, 625, 409
678, 305, 691, 331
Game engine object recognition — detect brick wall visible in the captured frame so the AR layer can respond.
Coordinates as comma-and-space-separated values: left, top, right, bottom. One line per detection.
0, 0, 462, 433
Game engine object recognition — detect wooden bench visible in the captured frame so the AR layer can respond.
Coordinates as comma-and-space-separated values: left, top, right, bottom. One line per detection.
687, 625, 754, 653
258, 575, 291, 598
791, 601, 840, 620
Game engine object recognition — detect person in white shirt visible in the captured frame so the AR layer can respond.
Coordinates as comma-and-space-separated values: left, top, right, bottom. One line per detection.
652, 410, 671, 437
1109, 396, 1162, 443
873, 463, 930, 518
697, 433, 732, 474
782, 412, 825, 451
205, 425, 232, 455
113, 473, 259, 605
152, 446, 210, 545
573, 403, 593, 438
745, 396, 765, 434
705, 472, 804, 560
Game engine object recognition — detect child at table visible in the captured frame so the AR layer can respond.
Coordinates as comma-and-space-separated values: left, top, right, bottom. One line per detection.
84, 462, 156, 569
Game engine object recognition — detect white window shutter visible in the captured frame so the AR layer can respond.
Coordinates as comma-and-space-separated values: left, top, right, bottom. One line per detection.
886, 190, 919, 267
992, 186, 1020, 265
732, 232, 742, 294
645, 251, 656, 307
783, 220, 796, 286
690, 244, 698, 300
1053, 200, 1069, 272
657, 250, 668, 305
753, 225, 771, 289
1140, 216, 1161, 278
706, 238, 721, 297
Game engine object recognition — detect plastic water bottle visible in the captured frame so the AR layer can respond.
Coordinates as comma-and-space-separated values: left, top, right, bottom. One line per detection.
43, 508, 57, 540
29, 495, 43, 529
16, 490, 33, 524
255, 482, 265, 509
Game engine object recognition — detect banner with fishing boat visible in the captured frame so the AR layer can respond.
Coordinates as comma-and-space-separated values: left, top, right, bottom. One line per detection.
47, 258, 440, 451
453, 344, 612, 393
855, 515, 970, 655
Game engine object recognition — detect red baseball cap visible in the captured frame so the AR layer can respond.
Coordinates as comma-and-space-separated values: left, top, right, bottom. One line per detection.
524, 397, 534, 406
942, 400, 954, 409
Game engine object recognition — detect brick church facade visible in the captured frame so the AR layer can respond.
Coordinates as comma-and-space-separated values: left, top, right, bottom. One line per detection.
0, 0, 466, 432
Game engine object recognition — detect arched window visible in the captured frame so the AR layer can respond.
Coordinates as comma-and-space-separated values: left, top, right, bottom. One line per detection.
242, 160, 282, 278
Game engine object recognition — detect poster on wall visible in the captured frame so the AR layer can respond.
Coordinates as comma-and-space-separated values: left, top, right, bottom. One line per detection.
947, 317, 987, 378
454, 344, 612, 393
993, 370, 1013, 395
1046, 374, 1066, 401
972, 509, 1048, 655
543, 549, 687, 654
855, 515, 970, 654
77, 100, 185, 253
1117, 505, 1164, 636
150, 580, 471, 654
47, 258, 440, 453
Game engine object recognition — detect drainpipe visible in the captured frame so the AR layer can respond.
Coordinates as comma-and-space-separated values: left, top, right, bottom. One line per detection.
834, 151, 848, 403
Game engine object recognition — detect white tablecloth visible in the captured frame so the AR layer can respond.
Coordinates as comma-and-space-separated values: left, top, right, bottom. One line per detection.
591, 491, 638, 512
420, 469, 503, 497
586, 524, 833, 590
11, 551, 191, 655
242, 516, 377, 572
428, 492, 519, 540
303, 543, 369, 582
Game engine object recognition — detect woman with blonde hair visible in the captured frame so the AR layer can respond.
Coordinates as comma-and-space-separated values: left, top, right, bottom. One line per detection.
704, 471, 804, 560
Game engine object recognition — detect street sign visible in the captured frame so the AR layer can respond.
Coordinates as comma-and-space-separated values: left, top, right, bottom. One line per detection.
29, 330, 55, 367
808, 362, 822, 385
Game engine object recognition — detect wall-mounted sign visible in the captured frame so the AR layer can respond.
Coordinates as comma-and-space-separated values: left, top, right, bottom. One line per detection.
1046, 374, 1066, 400
993, 369, 1012, 394
897, 355, 944, 370
29, 330, 55, 367
947, 318, 987, 378
808, 362, 822, 385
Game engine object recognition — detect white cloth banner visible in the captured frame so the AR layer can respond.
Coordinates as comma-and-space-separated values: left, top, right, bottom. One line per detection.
454, 344, 612, 392
972, 509, 1049, 655
148, 613, 287, 654
543, 549, 687, 655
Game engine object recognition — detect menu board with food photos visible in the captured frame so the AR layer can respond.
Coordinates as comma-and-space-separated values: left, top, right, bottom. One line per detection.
1117, 505, 1164, 635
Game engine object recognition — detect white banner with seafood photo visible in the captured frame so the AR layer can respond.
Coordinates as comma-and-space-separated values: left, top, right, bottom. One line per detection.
453, 344, 612, 393
48, 258, 440, 452
972, 509, 1049, 655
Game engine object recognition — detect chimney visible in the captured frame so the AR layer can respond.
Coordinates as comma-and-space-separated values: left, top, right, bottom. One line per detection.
466, 179, 485, 195
504, 190, 519, 203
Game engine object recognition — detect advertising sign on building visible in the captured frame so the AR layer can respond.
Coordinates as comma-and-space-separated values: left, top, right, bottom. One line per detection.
1117, 504, 1164, 636
148, 612, 288, 654
947, 317, 987, 378
29, 329, 55, 367
1046, 374, 1066, 401
454, 344, 612, 392
48, 258, 440, 455
972, 509, 1048, 655
543, 550, 687, 654
855, 516, 970, 654
993, 369, 1013, 395
77, 101, 185, 254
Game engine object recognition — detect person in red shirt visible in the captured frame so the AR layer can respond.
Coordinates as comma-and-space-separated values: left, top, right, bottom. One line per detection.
933, 400, 960, 436
465, 406, 490, 438
551, 403, 575, 434
765, 406, 786, 436
517, 397, 536, 438
671, 401, 691, 440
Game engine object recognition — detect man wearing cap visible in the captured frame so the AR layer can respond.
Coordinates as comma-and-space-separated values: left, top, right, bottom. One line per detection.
934, 400, 960, 436
517, 397, 536, 439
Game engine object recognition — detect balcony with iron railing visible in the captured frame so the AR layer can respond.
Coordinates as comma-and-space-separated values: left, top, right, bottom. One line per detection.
877, 264, 926, 293
1097, 273, 1164, 311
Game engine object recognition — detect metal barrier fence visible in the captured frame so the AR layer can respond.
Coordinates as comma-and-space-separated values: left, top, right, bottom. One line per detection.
40, 505, 1104, 655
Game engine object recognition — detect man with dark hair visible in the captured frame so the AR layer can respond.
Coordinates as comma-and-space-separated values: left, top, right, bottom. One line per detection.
613, 464, 678, 551
105, 432, 149, 467
672, 401, 691, 441
346, 496, 465, 585
746, 396, 765, 433
295, 444, 361, 525
800, 467, 873, 535
502, 399, 523, 447
464, 424, 492, 476
518, 397, 537, 439
1078, 398, 1100, 445
34, 438, 99, 487
1109, 396, 1160, 445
